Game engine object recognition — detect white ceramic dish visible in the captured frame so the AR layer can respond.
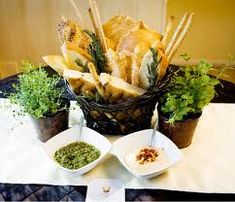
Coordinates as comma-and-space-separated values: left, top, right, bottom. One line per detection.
113, 129, 182, 178
86, 179, 125, 202
42, 125, 112, 175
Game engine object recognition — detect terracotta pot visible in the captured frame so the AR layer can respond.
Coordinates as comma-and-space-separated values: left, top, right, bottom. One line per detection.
31, 98, 70, 142
158, 108, 201, 149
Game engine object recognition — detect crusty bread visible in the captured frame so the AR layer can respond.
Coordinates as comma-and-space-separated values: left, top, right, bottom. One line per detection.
130, 54, 140, 87
103, 15, 139, 50
61, 43, 91, 72
87, 62, 107, 100
100, 73, 146, 103
139, 46, 157, 89
42, 55, 68, 75
117, 52, 129, 82
105, 49, 128, 81
139, 41, 168, 89
123, 52, 133, 84
157, 46, 168, 80
63, 69, 96, 96
66, 42, 92, 61
57, 19, 90, 51
105, 49, 134, 83
63, 69, 146, 103
116, 23, 162, 53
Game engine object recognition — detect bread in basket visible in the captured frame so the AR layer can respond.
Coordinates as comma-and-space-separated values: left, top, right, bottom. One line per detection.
43, 1, 193, 135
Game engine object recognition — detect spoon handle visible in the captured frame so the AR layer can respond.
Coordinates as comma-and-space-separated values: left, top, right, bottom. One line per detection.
78, 115, 84, 141
150, 118, 158, 147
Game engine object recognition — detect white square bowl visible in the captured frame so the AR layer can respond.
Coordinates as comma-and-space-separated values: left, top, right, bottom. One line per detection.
42, 125, 112, 175
112, 129, 182, 179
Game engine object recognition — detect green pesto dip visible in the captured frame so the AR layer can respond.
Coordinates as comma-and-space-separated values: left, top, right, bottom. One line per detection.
54, 141, 101, 170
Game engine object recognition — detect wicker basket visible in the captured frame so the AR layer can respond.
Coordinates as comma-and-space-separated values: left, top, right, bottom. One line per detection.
65, 67, 174, 135
76, 93, 158, 135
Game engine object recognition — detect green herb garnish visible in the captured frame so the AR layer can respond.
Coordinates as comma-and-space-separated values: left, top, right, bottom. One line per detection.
74, 58, 88, 72
77, 92, 103, 103
147, 48, 160, 90
84, 30, 107, 74
9, 61, 66, 119
160, 60, 220, 124
54, 141, 101, 170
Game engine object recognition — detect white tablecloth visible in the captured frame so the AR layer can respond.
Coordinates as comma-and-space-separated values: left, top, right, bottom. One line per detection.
0, 98, 235, 193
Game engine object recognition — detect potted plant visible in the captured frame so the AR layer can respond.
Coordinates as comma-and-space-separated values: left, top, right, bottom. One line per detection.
9, 62, 70, 142
158, 60, 220, 148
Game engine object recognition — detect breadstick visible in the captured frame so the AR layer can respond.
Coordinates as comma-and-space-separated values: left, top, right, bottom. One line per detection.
167, 13, 194, 62
87, 62, 106, 100
88, 0, 107, 51
157, 13, 193, 79
90, 0, 108, 52
88, 8, 100, 39
69, 0, 85, 28
161, 16, 174, 47
166, 13, 190, 56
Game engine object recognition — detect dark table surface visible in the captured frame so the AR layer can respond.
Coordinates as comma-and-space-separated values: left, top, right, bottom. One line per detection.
0, 67, 235, 201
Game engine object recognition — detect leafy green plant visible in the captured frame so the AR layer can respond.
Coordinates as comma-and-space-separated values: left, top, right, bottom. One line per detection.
160, 60, 220, 124
9, 61, 67, 119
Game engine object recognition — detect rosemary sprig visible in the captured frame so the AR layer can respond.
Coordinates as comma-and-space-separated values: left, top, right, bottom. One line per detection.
74, 58, 88, 72
83, 30, 107, 74
77, 92, 103, 103
147, 48, 160, 90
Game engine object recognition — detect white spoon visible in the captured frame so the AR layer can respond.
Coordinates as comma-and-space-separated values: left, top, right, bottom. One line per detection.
77, 115, 84, 141
149, 118, 158, 147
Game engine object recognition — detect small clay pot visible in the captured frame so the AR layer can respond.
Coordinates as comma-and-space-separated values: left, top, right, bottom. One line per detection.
32, 98, 70, 142
158, 108, 201, 149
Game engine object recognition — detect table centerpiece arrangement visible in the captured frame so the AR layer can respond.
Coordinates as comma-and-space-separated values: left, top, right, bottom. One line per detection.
1, 0, 224, 182
43, 0, 195, 136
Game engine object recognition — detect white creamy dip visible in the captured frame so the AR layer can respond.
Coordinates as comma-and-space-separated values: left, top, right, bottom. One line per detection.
125, 146, 170, 175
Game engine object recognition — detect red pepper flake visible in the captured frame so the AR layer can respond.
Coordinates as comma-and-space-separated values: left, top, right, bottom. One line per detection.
136, 147, 158, 164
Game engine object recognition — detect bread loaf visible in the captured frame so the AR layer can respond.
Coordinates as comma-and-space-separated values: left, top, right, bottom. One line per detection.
63, 69, 96, 95
42, 55, 68, 75
100, 73, 146, 103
